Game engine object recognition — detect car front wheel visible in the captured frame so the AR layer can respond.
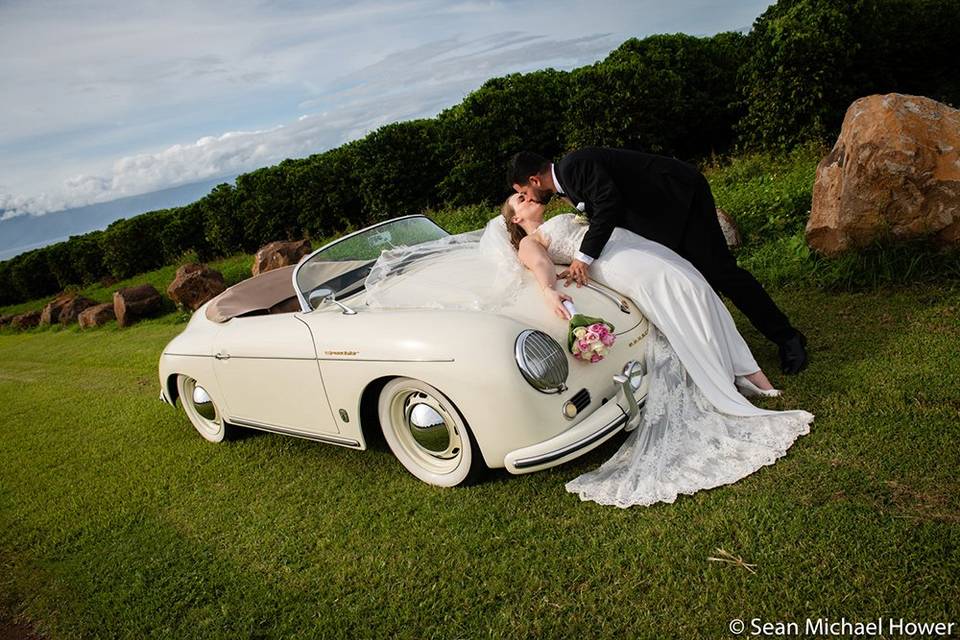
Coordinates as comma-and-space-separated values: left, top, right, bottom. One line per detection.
176, 375, 233, 443
378, 377, 485, 487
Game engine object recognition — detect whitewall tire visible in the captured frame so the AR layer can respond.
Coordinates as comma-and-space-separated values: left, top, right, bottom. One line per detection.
378, 377, 484, 487
177, 374, 232, 443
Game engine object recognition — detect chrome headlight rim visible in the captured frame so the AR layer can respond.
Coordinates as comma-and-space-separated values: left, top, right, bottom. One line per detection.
514, 329, 569, 394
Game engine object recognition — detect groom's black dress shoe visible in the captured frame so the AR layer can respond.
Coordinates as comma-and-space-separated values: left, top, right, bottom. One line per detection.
778, 331, 808, 375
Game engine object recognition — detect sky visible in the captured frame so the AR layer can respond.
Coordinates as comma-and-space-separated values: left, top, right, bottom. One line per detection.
0, 0, 774, 220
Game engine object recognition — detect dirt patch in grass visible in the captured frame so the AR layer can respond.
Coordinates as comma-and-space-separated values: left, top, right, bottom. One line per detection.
0, 617, 43, 640
885, 480, 960, 524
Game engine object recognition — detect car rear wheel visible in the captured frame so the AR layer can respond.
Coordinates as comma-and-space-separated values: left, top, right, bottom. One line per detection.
378, 377, 485, 487
177, 375, 232, 443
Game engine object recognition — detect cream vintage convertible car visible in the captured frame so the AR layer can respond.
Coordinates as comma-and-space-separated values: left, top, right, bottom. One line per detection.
158, 214, 650, 486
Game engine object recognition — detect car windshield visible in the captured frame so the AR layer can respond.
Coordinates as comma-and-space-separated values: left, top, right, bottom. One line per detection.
295, 215, 449, 307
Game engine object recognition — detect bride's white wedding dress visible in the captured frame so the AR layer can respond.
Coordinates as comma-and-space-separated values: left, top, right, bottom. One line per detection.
537, 214, 813, 508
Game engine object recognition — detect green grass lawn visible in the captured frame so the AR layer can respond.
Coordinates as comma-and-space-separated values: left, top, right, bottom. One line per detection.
1, 283, 958, 638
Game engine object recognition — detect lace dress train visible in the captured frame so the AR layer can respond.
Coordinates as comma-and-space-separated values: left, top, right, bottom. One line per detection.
564, 327, 812, 507
536, 214, 814, 507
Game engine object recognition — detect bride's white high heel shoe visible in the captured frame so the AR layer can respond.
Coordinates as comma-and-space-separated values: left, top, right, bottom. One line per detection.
735, 376, 782, 398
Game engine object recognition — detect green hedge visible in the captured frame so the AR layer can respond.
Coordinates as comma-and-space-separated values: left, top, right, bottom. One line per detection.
291, 143, 363, 238
739, 0, 960, 149
437, 69, 570, 206
567, 33, 747, 157
357, 119, 447, 220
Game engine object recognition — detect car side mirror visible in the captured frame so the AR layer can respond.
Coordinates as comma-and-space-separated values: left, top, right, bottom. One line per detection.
308, 287, 334, 310
308, 287, 357, 315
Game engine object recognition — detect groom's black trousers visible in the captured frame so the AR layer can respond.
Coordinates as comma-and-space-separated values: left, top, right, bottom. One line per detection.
677, 174, 795, 346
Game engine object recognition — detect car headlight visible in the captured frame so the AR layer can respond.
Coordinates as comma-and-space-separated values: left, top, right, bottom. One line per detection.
515, 330, 568, 394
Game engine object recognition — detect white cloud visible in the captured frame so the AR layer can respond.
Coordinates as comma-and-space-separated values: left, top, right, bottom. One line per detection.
0, 0, 774, 219
1, 28, 619, 218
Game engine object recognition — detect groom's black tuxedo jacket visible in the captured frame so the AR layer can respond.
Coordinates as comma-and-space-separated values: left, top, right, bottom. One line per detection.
555, 147, 704, 259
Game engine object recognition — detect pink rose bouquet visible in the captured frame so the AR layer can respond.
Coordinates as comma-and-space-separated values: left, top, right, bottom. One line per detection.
562, 301, 616, 363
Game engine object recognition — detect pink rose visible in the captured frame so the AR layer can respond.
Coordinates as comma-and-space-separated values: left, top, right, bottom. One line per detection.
590, 353, 602, 363
601, 333, 615, 346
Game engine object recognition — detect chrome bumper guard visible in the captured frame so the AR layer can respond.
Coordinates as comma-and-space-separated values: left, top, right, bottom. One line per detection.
504, 373, 646, 474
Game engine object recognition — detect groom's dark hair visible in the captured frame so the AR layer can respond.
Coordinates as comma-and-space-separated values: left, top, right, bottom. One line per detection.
507, 152, 550, 187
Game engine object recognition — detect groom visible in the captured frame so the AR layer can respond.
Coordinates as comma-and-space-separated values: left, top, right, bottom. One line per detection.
507, 147, 809, 374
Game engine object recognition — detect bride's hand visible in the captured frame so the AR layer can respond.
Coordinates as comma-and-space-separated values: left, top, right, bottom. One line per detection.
543, 287, 573, 320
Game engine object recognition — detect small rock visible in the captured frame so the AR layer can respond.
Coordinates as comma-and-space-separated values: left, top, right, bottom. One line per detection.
58, 296, 98, 325
78, 303, 116, 329
0, 314, 14, 328
11, 311, 41, 330
251, 239, 312, 276
40, 293, 74, 326
167, 264, 226, 311
113, 284, 162, 327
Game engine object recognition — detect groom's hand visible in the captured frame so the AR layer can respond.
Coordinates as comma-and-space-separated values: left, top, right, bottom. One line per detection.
560, 259, 590, 288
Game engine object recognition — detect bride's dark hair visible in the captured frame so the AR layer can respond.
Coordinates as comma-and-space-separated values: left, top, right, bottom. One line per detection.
500, 198, 527, 251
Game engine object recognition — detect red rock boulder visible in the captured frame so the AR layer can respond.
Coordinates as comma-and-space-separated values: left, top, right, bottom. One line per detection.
58, 296, 98, 326
808, 93, 960, 256
11, 311, 41, 330
41, 294, 99, 326
78, 303, 116, 329
40, 293, 73, 325
167, 264, 226, 311
113, 284, 162, 327
0, 314, 14, 328
252, 239, 312, 276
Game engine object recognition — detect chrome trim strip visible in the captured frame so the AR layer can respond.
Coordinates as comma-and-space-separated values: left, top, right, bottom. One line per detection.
213, 355, 322, 361
164, 353, 454, 363
513, 409, 627, 469
316, 357, 455, 363
583, 282, 631, 314
230, 417, 361, 448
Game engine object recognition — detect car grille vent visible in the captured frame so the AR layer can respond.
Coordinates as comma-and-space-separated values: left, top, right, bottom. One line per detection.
570, 388, 591, 412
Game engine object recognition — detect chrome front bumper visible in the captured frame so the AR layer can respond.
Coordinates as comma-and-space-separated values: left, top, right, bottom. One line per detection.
503, 373, 647, 474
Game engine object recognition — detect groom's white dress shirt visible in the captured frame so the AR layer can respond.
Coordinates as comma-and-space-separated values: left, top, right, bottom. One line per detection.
551, 163, 593, 265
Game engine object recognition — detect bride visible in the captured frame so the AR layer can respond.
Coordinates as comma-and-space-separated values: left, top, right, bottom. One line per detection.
501, 193, 813, 508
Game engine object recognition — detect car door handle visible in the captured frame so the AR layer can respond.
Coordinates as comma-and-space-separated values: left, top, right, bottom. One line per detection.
214, 351, 231, 360
583, 282, 632, 314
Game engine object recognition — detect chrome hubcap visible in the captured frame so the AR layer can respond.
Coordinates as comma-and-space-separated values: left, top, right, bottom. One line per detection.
182, 377, 222, 436
390, 388, 463, 472
408, 403, 450, 454
192, 385, 217, 421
